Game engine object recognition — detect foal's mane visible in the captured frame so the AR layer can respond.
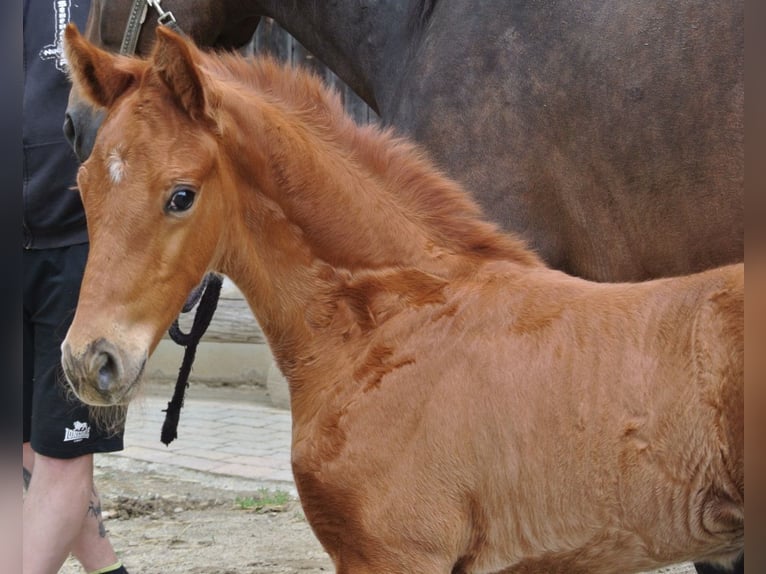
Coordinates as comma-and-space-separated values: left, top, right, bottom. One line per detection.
198, 49, 541, 267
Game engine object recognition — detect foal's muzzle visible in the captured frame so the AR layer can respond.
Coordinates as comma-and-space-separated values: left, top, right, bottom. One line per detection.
61, 337, 146, 405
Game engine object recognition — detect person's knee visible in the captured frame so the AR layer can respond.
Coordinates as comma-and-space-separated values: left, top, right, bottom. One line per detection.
22, 443, 35, 489
22, 442, 35, 471
30, 452, 94, 484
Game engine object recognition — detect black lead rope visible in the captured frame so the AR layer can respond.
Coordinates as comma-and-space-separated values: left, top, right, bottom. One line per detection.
160, 273, 223, 445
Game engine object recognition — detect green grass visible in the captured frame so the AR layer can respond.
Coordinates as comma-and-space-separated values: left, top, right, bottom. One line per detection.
235, 488, 292, 511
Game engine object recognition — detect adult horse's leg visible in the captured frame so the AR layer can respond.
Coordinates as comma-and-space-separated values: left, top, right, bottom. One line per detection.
695, 555, 744, 574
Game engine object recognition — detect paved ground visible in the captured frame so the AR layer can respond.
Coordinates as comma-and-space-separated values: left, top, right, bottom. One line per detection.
110, 382, 295, 491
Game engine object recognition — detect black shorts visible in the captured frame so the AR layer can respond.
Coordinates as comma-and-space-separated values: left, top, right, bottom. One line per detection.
23, 244, 125, 458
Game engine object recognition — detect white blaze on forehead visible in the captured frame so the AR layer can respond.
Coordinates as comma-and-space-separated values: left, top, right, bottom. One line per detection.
107, 148, 126, 184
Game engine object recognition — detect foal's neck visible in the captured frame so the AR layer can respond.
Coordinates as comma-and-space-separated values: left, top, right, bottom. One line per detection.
211, 57, 540, 401
218, 56, 538, 278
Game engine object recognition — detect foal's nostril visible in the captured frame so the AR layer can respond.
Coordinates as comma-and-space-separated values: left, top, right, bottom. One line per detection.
96, 351, 119, 391
88, 338, 123, 392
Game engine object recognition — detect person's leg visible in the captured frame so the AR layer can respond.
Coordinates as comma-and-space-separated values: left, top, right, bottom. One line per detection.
69, 466, 123, 572
24, 442, 126, 574
23, 452, 120, 574
23, 246, 128, 574
22, 442, 34, 488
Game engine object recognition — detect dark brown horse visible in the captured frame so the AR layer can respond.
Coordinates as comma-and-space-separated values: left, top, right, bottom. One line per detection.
62, 25, 743, 573
64, 0, 743, 283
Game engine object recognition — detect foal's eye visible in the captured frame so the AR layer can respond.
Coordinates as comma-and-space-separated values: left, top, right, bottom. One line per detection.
166, 188, 196, 213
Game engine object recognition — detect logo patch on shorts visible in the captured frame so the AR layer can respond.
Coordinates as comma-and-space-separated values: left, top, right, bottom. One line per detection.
63, 420, 91, 442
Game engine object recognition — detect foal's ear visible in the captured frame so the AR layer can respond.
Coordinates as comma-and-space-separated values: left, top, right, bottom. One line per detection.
63, 24, 140, 108
152, 27, 212, 122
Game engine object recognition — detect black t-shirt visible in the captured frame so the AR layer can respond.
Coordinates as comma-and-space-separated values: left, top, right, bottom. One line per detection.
23, 0, 91, 249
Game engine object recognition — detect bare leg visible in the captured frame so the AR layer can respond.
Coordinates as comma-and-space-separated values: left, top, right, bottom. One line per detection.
23, 443, 119, 574
69, 484, 119, 572
22, 444, 33, 489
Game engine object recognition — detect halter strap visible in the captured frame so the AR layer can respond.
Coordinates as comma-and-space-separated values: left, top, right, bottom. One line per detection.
148, 0, 181, 33
120, 0, 181, 56
119, 0, 148, 55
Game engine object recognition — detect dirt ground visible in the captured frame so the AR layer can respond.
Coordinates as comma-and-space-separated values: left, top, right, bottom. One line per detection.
60, 454, 333, 574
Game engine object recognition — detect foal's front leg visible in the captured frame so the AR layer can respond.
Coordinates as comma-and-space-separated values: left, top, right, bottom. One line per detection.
333, 554, 453, 574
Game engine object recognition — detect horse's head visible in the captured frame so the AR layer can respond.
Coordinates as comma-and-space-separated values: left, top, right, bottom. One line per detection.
64, 0, 260, 161
61, 24, 232, 405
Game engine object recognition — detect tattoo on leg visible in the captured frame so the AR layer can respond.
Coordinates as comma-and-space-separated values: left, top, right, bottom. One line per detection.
87, 488, 107, 538
23, 467, 32, 490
